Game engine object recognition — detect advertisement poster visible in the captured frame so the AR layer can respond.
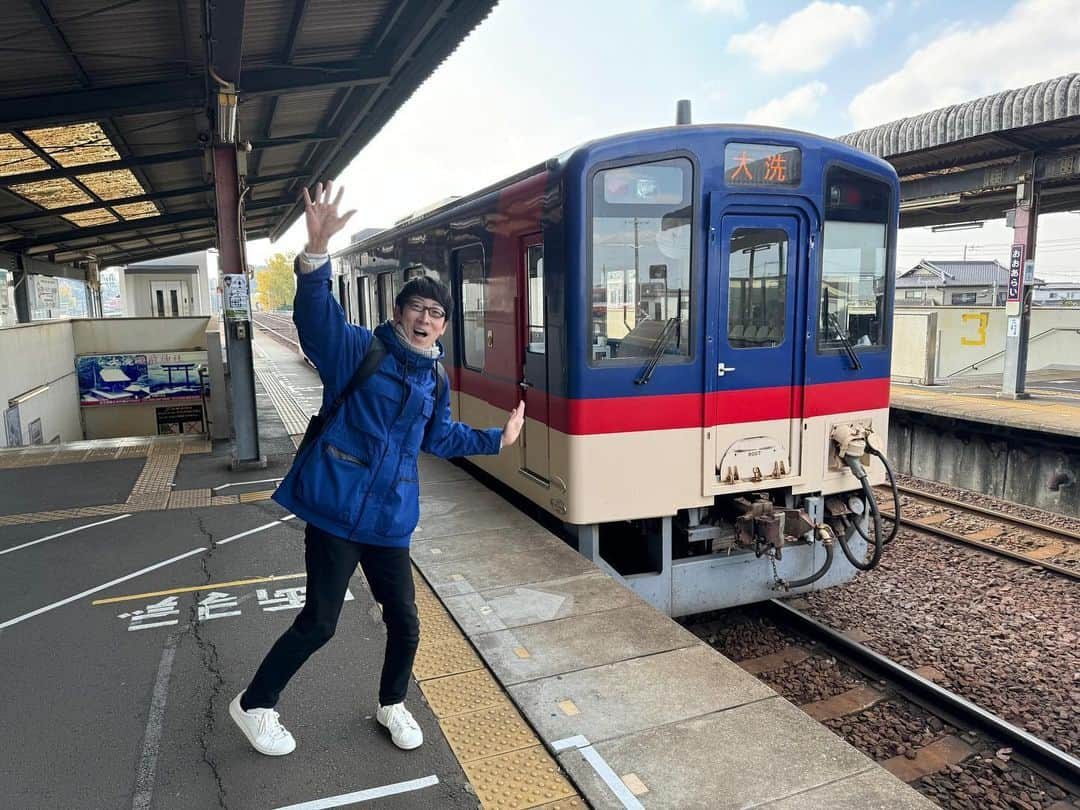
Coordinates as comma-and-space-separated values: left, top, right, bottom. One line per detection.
4, 405, 21, 448
28, 418, 43, 445
77, 351, 208, 406
222, 274, 251, 321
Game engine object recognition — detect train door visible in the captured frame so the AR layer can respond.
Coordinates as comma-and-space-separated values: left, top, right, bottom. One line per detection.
706, 208, 805, 489
519, 237, 549, 481
356, 275, 371, 328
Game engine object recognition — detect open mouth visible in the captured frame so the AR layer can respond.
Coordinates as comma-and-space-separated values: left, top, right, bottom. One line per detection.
412, 328, 429, 340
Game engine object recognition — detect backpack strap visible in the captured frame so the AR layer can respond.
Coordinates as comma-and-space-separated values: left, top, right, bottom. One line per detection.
296, 335, 386, 455
433, 360, 447, 405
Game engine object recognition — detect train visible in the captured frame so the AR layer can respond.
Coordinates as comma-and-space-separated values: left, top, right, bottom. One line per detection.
323, 121, 901, 616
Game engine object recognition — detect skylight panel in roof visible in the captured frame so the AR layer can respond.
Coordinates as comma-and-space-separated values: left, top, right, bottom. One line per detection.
24, 123, 121, 168
0, 133, 49, 175
9, 177, 92, 209
78, 168, 146, 201
62, 209, 118, 227
113, 201, 159, 219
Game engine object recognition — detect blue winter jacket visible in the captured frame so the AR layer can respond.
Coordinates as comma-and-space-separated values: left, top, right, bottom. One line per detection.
271, 258, 502, 547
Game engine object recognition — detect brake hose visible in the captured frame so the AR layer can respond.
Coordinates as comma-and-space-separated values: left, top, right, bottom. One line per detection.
777, 526, 835, 590
867, 444, 901, 544
837, 458, 884, 571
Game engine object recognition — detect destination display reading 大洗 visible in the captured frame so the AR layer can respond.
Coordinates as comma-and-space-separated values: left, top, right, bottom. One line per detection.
724, 143, 801, 187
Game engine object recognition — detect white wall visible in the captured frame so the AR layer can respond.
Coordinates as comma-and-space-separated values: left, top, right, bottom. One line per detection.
0, 320, 81, 447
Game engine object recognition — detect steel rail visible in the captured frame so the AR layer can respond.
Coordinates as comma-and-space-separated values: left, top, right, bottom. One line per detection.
877, 487, 1080, 581
767, 599, 1080, 795
252, 316, 300, 350
892, 484, 1080, 543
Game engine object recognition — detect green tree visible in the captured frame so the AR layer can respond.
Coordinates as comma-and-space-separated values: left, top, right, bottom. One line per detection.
257, 252, 297, 310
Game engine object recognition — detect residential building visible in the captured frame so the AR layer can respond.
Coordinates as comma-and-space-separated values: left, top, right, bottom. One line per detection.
895, 259, 1042, 306
1032, 281, 1080, 306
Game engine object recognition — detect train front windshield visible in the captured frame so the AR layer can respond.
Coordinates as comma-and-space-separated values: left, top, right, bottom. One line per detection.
818, 167, 891, 351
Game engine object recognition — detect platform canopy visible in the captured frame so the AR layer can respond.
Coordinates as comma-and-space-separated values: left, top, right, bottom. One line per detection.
839, 74, 1080, 227
0, 0, 497, 267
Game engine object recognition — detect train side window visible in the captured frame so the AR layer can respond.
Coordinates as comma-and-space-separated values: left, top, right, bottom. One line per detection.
357, 276, 371, 327
589, 157, 693, 363
460, 254, 487, 370
727, 228, 787, 349
818, 167, 890, 352
376, 272, 396, 322
526, 245, 544, 354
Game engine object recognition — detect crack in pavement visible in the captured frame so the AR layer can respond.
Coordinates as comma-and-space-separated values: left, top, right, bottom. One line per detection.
191, 515, 229, 810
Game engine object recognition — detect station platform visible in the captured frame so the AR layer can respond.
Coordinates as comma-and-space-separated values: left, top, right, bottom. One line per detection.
890, 367, 1080, 439
0, 332, 933, 810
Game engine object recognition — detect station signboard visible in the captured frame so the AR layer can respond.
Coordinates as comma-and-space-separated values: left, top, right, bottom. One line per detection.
1007, 245, 1025, 302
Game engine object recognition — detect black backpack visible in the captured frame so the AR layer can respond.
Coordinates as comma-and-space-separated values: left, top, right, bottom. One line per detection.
296, 335, 447, 456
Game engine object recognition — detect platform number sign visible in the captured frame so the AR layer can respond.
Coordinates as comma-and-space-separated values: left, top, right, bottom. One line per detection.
1007, 245, 1025, 302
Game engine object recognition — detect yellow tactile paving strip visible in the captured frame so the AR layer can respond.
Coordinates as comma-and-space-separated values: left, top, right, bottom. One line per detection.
0, 435, 210, 469
412, 571, 583, 810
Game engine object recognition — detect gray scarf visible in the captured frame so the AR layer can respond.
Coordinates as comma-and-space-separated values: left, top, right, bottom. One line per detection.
392, 321, 441, 360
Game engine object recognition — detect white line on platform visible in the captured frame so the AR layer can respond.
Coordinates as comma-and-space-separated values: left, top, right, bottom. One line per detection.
218, 520, 286, 546
269, 775, 440, 810
0, 547, 207, 631
552, 735, 644, 810
131, 633, 178, 810
0, 513, 131, 557
211, 478, 283, 491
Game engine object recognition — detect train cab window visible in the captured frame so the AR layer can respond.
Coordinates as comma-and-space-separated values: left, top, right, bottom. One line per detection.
818, 167, 890, 352
459, 253, 487, 370
727, 228, 787, 348
376, 272, 396, 322
590, 157, 693, 363
526, 245, 544, 354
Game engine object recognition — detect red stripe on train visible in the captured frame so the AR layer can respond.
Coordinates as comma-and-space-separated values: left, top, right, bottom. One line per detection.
450, 368, 891, 435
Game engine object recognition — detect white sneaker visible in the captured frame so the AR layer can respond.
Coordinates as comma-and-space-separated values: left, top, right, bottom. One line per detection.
376, 702, 423, 750
229, 692, 296, 756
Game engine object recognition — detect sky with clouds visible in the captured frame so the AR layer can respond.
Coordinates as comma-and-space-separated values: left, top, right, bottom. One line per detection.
245, 0, 1080, 281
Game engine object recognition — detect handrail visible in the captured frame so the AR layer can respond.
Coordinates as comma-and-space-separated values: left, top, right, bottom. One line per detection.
945, 327, 1080, 377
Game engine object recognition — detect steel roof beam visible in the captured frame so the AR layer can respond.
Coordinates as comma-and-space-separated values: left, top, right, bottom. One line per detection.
8, 209, 214, 252
1, 183, 214, 226
900, 149, 1080, 202
208, 0, 245, 84
0, 60, 390, 131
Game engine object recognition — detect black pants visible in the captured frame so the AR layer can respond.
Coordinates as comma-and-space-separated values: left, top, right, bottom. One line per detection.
241, 523, 419, 710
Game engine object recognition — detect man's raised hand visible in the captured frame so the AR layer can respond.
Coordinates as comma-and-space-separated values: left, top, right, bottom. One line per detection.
500, 401, 526, 449
302, 180, 356, 254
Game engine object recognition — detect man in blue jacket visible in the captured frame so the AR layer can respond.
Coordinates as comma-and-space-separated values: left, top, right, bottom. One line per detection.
230, 181, 524, 756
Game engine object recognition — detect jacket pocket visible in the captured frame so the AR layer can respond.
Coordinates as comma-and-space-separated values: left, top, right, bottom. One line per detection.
295, 438, 378, 525
375, 456, 420, 537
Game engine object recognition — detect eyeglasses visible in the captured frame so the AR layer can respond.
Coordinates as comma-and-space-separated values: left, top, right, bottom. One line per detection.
405, 300, 446, 321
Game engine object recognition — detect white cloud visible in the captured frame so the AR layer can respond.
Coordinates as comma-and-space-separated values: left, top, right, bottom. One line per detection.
726, 2, 873, 73
849, 0, 1080, 129
745, 81, 828, 127
691, 0, 747, 15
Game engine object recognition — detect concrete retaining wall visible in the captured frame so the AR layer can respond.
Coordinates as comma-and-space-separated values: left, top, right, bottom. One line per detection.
888, 408, 1080, 518
893, 306, 1080, 381
0, 320, 81, 447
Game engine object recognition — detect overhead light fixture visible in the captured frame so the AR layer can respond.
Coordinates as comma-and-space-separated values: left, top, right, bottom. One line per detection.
899, 194, 962, 212
931, 221, 984, 232
216, 83, 238, 144
9, 384, 49, 407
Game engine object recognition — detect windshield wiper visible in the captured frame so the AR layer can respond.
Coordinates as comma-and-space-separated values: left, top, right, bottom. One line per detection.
635, 318, 679, 384
829, 314, 862, 370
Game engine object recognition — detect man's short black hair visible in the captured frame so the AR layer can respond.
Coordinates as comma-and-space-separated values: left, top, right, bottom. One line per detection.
395, 275, 454, 320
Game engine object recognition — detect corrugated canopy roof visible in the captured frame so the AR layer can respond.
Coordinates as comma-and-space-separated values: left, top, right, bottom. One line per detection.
839, 74, 1080, 227
0, 0, 497, 268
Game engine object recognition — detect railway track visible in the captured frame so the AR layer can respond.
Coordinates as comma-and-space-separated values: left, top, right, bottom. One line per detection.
252, 312, 300, 351
876, 483, 1080, 580
766, 600, 1080, 797
694, 602, 1080, 807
